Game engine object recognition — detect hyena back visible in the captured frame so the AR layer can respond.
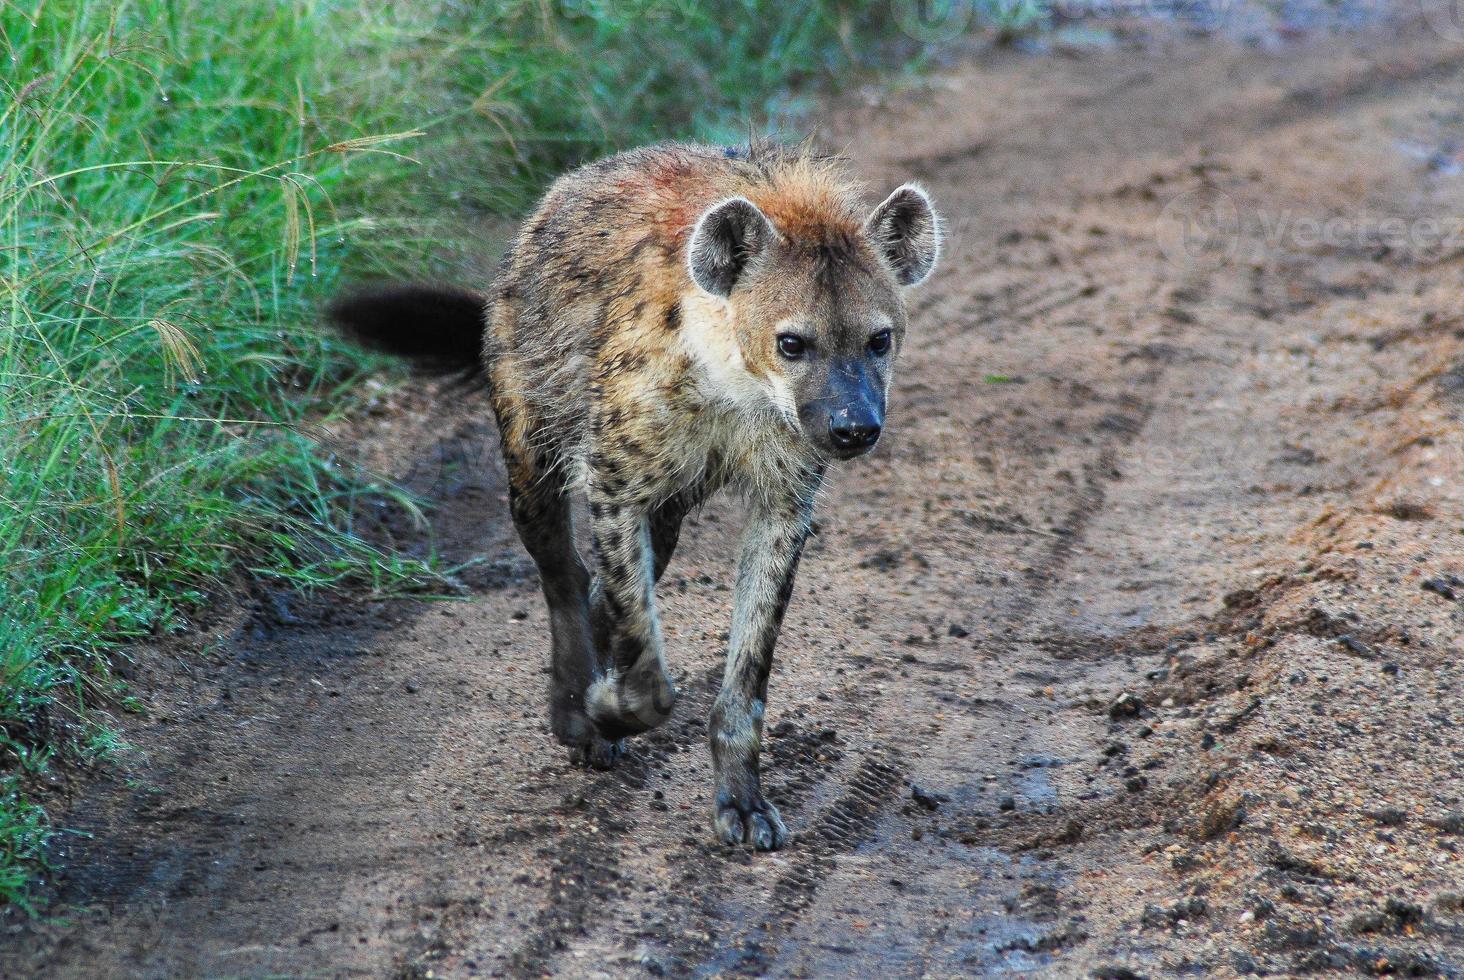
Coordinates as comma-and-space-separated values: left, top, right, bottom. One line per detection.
330, 140, 939, 849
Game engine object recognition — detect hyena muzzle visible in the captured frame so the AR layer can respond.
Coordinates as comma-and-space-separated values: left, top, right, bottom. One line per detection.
329, 140, 939, 850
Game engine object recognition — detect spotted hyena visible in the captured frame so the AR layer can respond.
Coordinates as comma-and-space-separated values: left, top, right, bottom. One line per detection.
329, 140, 940, 849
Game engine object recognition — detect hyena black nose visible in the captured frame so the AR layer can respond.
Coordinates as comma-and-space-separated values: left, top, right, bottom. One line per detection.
829, 416, 881, 450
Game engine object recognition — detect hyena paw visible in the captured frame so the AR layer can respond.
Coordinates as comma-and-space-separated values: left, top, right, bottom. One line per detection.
586, 671, 678, 740
552, 701, 623, 770
713, 792, 789, 851
567, 735, 623, 770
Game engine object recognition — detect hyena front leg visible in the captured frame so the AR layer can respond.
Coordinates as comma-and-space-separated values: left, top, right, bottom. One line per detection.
583, 487, 679, 740
709, 472, 821, 850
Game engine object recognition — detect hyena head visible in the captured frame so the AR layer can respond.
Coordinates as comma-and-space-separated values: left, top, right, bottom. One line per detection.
687, 183, 940, 461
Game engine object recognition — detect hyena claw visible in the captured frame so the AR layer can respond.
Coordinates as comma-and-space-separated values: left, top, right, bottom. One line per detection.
714, 792, 789, 851
553, 700, 624, 769
567, 736, 623, 770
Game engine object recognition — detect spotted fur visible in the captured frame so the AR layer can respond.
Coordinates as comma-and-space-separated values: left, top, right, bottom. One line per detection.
329, 139, 940, 849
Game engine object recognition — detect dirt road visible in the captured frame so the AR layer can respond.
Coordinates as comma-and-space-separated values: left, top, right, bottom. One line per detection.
8, 13, 1464, 978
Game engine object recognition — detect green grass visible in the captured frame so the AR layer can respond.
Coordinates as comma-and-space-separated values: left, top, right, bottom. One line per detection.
0, 0, 446, 910
0, 0, 1015, 910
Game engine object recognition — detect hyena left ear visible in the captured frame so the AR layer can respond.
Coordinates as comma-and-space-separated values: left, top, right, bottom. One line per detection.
865, 183, 941, 287
688, 196, 775, 297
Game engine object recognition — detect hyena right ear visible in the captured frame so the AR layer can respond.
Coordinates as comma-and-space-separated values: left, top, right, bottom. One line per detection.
688, 196, 774, 297
865, 183, 941, 287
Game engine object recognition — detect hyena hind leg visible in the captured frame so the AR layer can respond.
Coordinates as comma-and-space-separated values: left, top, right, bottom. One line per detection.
650, 483, 707, 583
507, 470, 622, 770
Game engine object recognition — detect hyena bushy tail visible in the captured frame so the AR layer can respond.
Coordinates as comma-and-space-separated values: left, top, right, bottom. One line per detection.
326, 284, 487, 379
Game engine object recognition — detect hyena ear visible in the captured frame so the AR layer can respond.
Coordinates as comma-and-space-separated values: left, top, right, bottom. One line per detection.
865, 183, 941, 287
688, 196, 775, 297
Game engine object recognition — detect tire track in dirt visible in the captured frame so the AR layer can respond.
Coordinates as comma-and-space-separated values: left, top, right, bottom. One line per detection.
486, 702, 689, 977
692, 747, 909, 976
483, 674, 910, 976
663, 370, 1168, 976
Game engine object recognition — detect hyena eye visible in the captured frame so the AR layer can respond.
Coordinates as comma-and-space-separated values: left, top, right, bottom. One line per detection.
776, 333, 808, 359
867, 329, 892, 356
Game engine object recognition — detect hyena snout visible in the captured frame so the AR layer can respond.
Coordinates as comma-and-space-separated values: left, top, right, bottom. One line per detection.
804, 362, 886, 460
829, 403, 882, 454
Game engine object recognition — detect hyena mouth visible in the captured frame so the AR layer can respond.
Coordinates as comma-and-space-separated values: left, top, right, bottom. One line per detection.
830, 438, 879, 461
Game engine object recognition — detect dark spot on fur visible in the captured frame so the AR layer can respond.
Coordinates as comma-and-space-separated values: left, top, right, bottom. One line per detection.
626, 237, 656, 262
611, 634, 645, 668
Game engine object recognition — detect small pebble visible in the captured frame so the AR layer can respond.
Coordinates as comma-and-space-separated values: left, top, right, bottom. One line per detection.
1109, 692, 1144, 719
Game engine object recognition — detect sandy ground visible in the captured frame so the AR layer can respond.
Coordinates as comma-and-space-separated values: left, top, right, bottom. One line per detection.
6, 12, 1464, 978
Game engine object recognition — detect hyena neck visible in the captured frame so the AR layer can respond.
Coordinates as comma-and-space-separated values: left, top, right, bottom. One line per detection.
675, 291, 814, 497
677, 291, 761, 410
